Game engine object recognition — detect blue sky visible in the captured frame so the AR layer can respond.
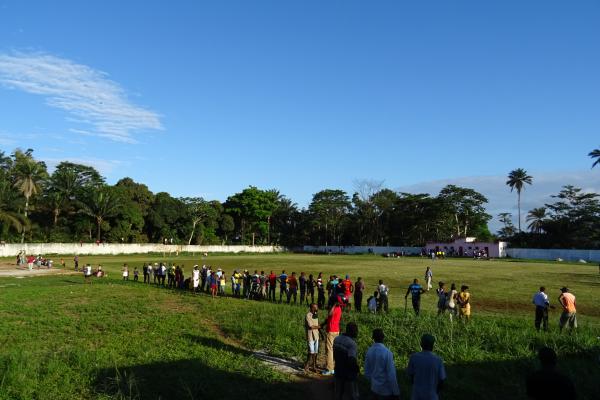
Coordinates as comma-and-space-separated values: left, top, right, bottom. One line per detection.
0, 1, 599, 231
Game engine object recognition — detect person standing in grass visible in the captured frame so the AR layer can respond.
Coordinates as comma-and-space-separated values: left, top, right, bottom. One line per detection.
83, 263, 92, 283
142, 263, 148, 283
526, 347, 576, 400
287, 272, 298, 304
354, 277, 365, 312
122, 264, 129, 281
532, 286, 550, 331
304, 303, 320, 372
233, 269, 242, 297
322, 299, 343, 376
307, 273, 316, 305
317, 272, 326, 309
279, 270, 288, 303
299, 272, 307, 305
219, 272, 226, 296
378, 280, 390, 313
268, 270, 276, 301
364, 328, 400, 400
332, 322, 360, 400
436, 282, 447, 316
457, 285, 471, 322
133, 266, 139, 282
446, 283, 458, 322
405, 279, 425, 316
192, 265, 200, 293
558, 287, 577, 333
340, 275, 354, 309
406, 334, 446, 400
425, 267, 433, 291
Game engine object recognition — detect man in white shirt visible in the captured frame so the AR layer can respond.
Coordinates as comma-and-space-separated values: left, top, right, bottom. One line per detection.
532, 286, 550, 331
378, 280, 389, 312
406, 334, 446, 400
364, 329, 400, 399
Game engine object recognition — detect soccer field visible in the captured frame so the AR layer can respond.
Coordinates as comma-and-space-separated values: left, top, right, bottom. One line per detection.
0, 254, 598, 399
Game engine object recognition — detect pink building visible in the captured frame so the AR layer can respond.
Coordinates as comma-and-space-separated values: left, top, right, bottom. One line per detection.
425, 237, 507, 258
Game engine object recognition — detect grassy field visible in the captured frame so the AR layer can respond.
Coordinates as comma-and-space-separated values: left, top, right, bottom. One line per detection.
0, 254, 599, 399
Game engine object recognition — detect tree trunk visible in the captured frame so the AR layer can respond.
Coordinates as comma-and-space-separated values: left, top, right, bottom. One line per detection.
96, 217, 102, 241
53, 208, 59, 226
188, 220, 198, 245
20, 197, 29, 243
517, 191, 521, 232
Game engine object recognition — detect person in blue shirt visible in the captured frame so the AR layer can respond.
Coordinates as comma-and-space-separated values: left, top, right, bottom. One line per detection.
405, 279, 426, 316
279, 270, 288, 303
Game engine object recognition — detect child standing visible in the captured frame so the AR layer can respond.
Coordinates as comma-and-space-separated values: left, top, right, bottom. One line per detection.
122, 264, 129, 281
133, 267, 139, 282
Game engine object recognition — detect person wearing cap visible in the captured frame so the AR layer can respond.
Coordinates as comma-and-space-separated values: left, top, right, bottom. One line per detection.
364, 328, 400, 399
322, 298, 343, 376
532, 286, 550, 331
457, 285, 471, 322
526, 346, 576, 399
332, 322, 360, 400
558, 287, 577, 332
406, 334, 446, 400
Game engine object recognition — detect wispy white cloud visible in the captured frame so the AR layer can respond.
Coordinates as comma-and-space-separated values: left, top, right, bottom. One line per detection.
44, 157, 127, 176
0, 51, 162, 143
397, 170, 600, 232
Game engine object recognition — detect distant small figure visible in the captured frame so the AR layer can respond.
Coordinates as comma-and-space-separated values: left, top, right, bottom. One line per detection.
133, 266, 139, 282
436, 282, 447, 316
122, 264, 129, 281
425, 267, 433, 291
83, 264, 92, 283
526, 347, 576, 400
378, 280, 389, 313
367, 291, 379, 314
405, 279, 425, 316
457, 285, 471, 322
74, 256, 79, 271
407, 334, 446, 400
532, 286, 550, 331
558, 287, 577, 333
446, 283, 458, 322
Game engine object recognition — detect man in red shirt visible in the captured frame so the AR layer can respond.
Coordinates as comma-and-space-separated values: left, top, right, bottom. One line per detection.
323, 300, 343, 375
268, 271, 277, 302
287, 272, 298, 304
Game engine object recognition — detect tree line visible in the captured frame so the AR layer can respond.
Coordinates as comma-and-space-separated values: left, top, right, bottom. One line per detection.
0, 149, 495, 247
3, 148, 600, 249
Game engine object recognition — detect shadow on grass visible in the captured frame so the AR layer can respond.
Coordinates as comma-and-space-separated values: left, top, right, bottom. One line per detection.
182, 334, 252, 357
93, 358, 304, 400
417, 351, 600, 400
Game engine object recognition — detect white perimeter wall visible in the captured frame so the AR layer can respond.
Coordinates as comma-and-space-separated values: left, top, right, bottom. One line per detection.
506, 248, 600, 262
0, 243, 284, 257
303, 245, 422, 255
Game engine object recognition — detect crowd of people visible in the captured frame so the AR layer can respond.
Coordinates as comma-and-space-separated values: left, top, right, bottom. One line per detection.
74, 258, 579, 398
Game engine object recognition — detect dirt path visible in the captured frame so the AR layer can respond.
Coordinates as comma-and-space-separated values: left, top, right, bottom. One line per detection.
200, 317, 332, 399
0, 265, 77, 277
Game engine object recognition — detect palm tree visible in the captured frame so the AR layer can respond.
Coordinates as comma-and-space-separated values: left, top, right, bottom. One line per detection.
526, 207, 547, 234
589, 149, 600, 168
506, 168, 533, 232
78, 187, 121, 241
12, 150, 48, 242
0, 179, 27, 236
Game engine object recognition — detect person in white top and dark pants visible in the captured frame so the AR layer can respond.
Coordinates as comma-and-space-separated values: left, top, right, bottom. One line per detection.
532, 286, 550, 331
364, 328, 400, 400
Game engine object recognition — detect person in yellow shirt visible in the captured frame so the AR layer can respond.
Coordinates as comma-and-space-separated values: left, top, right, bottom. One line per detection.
457, 285, 471, 322
558, 287, 577, 332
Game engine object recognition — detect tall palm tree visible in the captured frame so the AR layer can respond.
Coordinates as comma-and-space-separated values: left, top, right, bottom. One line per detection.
12, 151, 48, 242
506, 168, 533, 232
589, 148, 600, 168
526, 207, 547, 234
78, 187, 121, 241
